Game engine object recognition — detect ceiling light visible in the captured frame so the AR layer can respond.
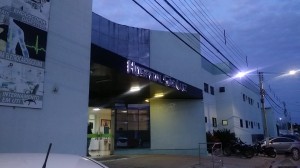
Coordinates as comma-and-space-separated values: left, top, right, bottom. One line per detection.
129, 86, 140, 92
154, 93, 164, 98
93, 108, 101, 111
145, 99, 149, 102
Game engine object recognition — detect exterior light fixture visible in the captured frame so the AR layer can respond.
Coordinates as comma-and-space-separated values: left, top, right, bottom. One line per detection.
235, 71, 252, 78
145, 99, 149, 102
154, 93, 164, 98
235, 72, 247, 78
93, 108, 101, 111
289, 70, 297, 75
129, 86, 140, 92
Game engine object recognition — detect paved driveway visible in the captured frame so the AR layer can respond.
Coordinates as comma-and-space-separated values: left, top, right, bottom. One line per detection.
95, 154, 300, 168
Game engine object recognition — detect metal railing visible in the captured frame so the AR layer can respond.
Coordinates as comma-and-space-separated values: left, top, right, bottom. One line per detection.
198, 142, 223, 168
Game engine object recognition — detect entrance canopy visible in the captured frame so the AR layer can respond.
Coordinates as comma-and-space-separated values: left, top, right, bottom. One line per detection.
89, 44, 203, 107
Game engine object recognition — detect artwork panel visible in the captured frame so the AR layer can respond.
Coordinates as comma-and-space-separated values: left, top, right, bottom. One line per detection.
0, 57, 44, 108
6, 19, 47, 61
10, 0, 51, 31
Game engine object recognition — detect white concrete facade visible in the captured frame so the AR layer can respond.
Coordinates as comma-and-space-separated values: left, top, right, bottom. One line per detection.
0, 0, 92, 155
149, 31, 206, 154
202, 67, 264, 144
149, 29, 264, 146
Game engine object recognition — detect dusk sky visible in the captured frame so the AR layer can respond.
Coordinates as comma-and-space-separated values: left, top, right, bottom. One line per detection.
92, 0, 300, 123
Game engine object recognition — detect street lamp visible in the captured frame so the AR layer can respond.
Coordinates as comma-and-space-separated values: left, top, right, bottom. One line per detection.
289, 70, 297, 75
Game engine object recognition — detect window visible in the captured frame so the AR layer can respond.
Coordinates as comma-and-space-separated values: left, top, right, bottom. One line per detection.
246, 120, 249, 128
240, 119, 243, 127
257, 102, 260, 108
219, 87, 225, 92
205, 116, 207, 123
116, 108, 150, 148
204, 83, 209, 93
251, 121, 253, 128
243, 94, 246, 101
258, 123, 260, 129
222, 120, 228, 126
212, 117, 217, 127
272, 137, 294, 143
210, 86, 214, 95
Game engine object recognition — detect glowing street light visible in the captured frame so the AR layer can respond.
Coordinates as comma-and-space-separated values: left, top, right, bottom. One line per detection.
289, 70, 296, 75
288, 70, 297, 75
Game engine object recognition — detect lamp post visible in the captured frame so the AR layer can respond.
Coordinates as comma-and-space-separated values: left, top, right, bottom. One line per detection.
258, 72, 268, 138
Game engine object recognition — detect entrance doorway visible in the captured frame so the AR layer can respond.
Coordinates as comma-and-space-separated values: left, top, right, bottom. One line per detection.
88, 104, 150, 156
88, 108, 112, 156
115, 104, 150, 149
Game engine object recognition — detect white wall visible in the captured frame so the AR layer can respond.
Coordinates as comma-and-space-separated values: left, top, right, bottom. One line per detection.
150, 99, 205, 150
224, 79, 263, 144
150, 31, 202, 87
0, 0, 92, 155
200, 66, 219, 132
149, 31, 206, 153
200, 67, 264, 144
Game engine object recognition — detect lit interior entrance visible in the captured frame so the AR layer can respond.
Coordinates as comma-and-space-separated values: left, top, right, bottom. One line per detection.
88, 45, 203, 156
88, 61, 153, 155
115, 104, 150, 149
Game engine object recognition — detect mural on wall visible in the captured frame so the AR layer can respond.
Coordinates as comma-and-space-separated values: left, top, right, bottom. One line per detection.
0, 0, 51, 108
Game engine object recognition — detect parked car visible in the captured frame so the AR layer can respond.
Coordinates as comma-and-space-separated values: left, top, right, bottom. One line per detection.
0, 153, 108, 168
262, 137, 300, 161
281, 134, 300, 141
116, 137, 128, 147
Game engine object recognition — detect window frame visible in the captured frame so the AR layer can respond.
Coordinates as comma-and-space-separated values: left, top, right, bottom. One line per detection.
210, 86, 215, 95
212, 117, 217, 127
204, 83, 209, 93
222, 120, 228, 126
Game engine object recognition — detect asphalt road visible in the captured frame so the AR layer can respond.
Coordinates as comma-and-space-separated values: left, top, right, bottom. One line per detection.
95, 154, 300, 168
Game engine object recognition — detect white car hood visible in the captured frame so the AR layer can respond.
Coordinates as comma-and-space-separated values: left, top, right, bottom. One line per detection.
0, 153, 108, 168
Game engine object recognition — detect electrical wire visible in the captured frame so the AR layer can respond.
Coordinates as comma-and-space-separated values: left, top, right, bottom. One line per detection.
132, 0, 285, 112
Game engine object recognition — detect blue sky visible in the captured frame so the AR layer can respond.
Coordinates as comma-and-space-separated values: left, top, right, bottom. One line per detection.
93, 0, 300, 123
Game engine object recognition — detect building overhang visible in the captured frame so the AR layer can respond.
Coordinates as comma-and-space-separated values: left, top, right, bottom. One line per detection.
90, 44, 203, 106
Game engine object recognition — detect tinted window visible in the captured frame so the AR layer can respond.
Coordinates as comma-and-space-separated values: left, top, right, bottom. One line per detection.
204, 83, 209, 93
272, 137, 294, 143
212, 117, 217, 127
282, 135, 300, 141
219, 87, 225, 92
210, 86, 214, 95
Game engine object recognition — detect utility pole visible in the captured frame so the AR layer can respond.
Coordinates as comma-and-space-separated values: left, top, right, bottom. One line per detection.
283, 102, 292, 134
283, 102, 287, 134
259, 72, 268, 137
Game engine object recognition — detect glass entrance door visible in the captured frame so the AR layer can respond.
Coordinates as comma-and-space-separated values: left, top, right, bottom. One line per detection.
115, 105, 150, 148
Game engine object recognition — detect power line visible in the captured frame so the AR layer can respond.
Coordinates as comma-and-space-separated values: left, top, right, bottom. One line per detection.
132, 0, 284, 111
180, 0, 245, 68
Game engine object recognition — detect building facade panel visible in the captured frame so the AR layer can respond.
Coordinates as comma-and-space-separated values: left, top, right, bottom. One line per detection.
150, 99, 205, 154
0, 0, 92, 155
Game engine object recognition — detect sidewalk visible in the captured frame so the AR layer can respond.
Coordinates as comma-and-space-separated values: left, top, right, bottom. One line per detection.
93, 154, 300, 168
